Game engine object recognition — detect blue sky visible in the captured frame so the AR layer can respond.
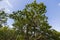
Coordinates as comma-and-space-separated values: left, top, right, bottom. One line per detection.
0, 0, 60, 31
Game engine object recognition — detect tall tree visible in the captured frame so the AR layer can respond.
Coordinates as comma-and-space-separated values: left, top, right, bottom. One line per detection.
9, 0, 51, 40
9, 0, 60, 40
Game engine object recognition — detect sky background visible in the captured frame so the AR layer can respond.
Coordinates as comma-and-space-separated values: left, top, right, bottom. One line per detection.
0, 0, 60, 31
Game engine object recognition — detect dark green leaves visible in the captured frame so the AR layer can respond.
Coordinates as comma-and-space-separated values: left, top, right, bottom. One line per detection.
0, 11, 7, 27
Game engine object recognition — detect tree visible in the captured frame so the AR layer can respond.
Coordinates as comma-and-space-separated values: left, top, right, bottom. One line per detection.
9, 0, 51, 40
0, 26, 17, 40
9, 0, 60, 40
0, 11, 7, 27
0, 0, 59, 40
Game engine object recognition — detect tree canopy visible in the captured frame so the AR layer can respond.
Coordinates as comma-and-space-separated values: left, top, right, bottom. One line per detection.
0, 0, 60, 40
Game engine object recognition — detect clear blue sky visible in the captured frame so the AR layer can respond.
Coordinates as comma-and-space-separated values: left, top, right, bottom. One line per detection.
0, 0, 60, 31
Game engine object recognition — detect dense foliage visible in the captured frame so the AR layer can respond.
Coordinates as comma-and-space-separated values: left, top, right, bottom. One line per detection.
0, 0, 60, 40
0, 11, 7, 27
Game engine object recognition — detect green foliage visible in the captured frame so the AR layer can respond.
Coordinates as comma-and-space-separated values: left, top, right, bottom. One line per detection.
0, 0, 60, 40
0, 26, 19, 40
0, 11, 7, 27
9, 0, 59, 40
